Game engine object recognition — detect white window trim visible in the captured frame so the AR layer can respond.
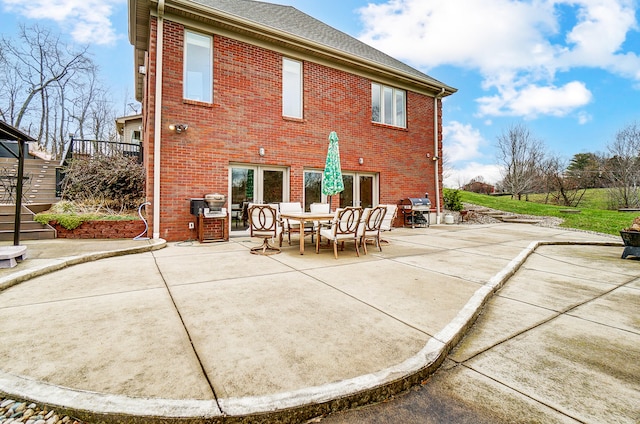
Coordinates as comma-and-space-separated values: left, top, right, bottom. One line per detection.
184, 30, 213, 103
371, 82, 406, 128
282, 57, 303, 118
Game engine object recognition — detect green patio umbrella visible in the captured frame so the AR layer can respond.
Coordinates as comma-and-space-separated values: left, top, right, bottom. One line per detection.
322, 131, 344, 206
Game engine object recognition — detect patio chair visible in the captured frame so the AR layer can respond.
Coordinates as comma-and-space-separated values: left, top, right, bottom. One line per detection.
279, 202, 311, 245
358, 206, 387, 254
248, 204, 282, 255
316, 207, 363, 259
379, 204, 398, 243
231, 203, 241, 227
310, 202, 331, 243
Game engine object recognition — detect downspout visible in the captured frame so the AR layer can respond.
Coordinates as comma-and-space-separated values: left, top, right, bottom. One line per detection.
434, 87, 445, 224
152, 0, 165, 239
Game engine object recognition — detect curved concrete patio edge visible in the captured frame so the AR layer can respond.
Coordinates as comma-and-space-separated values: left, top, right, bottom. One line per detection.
0, 239, 167, 292
0, 239, 624, 423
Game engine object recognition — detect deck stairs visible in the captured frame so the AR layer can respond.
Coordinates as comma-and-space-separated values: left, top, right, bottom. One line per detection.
0, 204, 56, 241
0, 157, 59, 241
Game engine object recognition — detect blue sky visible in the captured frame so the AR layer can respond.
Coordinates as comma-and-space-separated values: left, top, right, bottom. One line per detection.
1, 0, 639, 186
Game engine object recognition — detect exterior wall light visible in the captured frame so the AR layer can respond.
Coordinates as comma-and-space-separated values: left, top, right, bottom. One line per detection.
169, 124, 188, 133
259, 147, 265, 157
358, 157, 364, 165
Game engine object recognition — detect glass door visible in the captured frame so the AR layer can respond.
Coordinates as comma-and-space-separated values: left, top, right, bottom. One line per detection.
230, 165, 288, 232
339, 172, 378, 208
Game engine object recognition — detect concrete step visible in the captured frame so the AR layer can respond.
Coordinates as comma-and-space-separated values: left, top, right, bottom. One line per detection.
0, 221, 51, 231
470, 207, 543, 225
0, 203, 57, 240
500, 217, 543, 224
0, 228, 56, 241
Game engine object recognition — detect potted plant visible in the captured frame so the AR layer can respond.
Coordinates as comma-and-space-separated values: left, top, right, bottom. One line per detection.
620, 216, 640, 259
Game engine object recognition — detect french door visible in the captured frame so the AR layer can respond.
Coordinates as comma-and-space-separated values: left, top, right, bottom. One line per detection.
229, 165, 288, 231
340, 172, 378, 208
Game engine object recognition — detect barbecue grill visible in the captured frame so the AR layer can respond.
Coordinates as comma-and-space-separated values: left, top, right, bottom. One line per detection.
398, 197, 432, 228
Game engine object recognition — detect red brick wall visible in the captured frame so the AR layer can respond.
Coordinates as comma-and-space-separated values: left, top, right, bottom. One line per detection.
52, 220, 147, 239
144, 18, 442, 241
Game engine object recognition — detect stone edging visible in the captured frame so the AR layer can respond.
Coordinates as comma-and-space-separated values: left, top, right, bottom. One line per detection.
0, 240, 623, 424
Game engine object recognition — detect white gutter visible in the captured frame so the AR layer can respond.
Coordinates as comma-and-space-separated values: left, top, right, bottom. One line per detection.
434, 88, 445, 224
152, 0, 165, 239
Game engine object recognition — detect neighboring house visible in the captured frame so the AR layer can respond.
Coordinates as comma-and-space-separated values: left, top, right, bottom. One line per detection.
115, 114, 143, 145
463, 181, 496, 195
128, 0, 456, 242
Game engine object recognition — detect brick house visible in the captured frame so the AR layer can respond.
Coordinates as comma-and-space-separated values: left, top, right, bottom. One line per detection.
128, 0, 456, 242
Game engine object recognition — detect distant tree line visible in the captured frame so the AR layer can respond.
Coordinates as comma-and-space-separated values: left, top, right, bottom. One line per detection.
488, 122, 640, 209
0, 24, 133, 160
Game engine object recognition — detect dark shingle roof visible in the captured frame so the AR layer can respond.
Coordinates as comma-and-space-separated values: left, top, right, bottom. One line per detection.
190, 0, 451, 90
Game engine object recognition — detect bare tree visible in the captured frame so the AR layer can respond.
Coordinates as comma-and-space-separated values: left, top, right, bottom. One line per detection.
0, 24, 119, 158
604, 122, 640, 208
496, 123, 547, 200
540, 154, 587, 207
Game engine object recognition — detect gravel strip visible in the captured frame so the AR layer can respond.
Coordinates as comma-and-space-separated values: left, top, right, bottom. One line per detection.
0, 397, 85, 423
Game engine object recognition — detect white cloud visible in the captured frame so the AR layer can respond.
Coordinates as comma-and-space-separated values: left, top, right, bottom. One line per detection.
476, 81, 593, 118
1, 0, 123, 45
357, 0, 640, 119
444, 162, 503, 188
443, 121, 486, 161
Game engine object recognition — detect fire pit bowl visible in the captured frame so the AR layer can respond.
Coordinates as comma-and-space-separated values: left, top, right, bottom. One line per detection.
620, 230, 640, 259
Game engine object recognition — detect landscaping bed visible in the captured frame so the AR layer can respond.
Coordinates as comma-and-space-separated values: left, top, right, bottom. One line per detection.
49, 219, 146, 239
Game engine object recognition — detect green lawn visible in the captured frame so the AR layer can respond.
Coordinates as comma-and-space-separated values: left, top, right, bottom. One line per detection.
459, 191, 636, 236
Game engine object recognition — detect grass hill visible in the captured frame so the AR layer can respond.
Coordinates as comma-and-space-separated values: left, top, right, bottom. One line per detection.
459, 190, 636, 236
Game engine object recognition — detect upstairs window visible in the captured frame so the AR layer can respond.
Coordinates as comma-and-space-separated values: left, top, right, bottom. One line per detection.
283, 58, 302, 118
184, 30, 212, 103
371, 83, 406, 128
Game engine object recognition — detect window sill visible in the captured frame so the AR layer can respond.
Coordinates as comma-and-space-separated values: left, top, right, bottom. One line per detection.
372, 122, 408, 131
282, 116, 305, 123
183, 99, 214, 108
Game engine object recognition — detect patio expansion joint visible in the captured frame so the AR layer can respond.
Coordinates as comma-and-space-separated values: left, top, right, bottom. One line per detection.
456, 362, 586, 423
298, 264, 435, 339
149, 252, 223, 414
0, 285, 166, 312
454, 244, 634, 366
0, 238, 628, 422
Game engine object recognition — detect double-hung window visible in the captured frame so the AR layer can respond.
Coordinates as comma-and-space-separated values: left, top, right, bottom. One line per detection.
282, 58, 302, 118
184, 30, 212, 103
371, 83, 406, 128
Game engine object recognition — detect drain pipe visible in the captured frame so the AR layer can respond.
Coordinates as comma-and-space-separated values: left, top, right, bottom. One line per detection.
434, 87, 445, 224
152, 0, 165, 239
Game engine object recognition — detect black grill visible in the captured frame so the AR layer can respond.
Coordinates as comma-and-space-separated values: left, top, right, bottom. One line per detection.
398, 197, 432, 228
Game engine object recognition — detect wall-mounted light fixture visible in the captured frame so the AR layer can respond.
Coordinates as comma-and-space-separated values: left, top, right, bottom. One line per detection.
432, 156, 439, 161
168, 124, 188, 133
426, 153, 431, 158
358, 157, 364, 165
259, 147, 265, 157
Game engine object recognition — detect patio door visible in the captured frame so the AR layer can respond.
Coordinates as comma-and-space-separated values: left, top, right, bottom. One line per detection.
229, 165, 288, 231
340, 172, 378, 208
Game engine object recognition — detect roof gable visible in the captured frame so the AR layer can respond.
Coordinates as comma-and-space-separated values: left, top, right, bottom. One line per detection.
129, 0, 456, 100
191, 0, 446, 87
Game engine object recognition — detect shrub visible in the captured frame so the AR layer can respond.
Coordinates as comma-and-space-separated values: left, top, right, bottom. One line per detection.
60, 154, 145, 212
34, 201, 139, 230
443, 188, 464, 212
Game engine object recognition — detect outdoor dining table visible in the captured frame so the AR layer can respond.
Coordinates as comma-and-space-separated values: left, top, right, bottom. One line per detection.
279, 211, 335, 255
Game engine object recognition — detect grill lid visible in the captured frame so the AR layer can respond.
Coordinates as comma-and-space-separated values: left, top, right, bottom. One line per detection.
407, 197, 431, 206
